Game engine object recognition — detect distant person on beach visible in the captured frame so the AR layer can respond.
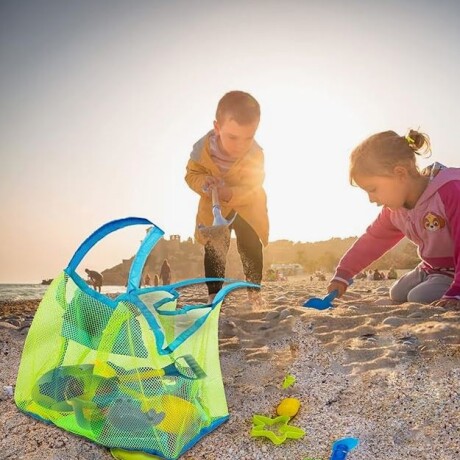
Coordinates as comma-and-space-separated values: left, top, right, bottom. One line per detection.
159, 259, 171, 285
387, 267, 398, 280
185, 90, 269, 306
327, 129, 460, 309
316, 272, 326, 281
85, 268, 103, 293
276, 270, 287, 281
265, 268, 276, 282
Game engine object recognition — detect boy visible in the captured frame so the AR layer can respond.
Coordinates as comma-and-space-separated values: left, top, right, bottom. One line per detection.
185, 91, 269, 305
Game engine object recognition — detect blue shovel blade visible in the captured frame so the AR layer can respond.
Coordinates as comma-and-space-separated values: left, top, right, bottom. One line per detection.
212, 206, 236, 227
330, 437, 359, 460
303, 290, 338, 310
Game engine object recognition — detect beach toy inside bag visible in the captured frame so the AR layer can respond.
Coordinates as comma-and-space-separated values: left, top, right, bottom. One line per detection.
14, 217, 250, 460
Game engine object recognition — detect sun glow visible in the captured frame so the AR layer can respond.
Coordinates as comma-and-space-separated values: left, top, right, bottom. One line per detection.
258, 87, 374, 242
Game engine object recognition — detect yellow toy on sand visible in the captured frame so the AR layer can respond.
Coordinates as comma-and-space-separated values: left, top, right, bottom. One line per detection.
250, 390, 303, 445
276, 397, 301, 418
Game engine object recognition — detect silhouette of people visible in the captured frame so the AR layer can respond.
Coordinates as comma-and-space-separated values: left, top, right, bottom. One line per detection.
144, 273, 151, 286
85, 268, 103, 293
159, 259, 171, 285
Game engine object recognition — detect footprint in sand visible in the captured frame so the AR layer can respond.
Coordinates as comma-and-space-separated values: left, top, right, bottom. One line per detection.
219, 303, 301, 362
359, 333, 378, 343
396, 335, 419, 346
382, 316, 406, 326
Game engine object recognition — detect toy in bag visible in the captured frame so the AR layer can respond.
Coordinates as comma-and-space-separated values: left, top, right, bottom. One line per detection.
15, 217, 250, 459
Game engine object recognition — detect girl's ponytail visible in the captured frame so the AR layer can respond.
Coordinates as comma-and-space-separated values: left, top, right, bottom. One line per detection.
405, 129, 431, 157
350, 128, 432, 183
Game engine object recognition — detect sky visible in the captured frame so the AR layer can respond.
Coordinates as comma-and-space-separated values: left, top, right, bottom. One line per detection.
1, 0, 459, 283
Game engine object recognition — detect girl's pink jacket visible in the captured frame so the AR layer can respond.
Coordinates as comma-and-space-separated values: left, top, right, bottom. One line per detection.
333, 165, 460, 299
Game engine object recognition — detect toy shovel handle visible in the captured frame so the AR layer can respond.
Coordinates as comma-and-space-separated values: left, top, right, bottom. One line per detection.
324, 278, 354, 302
211, 186, 220, 208
324, 290, 338, 303
327, 278, 354, 299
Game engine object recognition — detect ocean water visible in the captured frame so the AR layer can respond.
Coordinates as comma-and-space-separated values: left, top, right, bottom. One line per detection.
0, 284, 125, 302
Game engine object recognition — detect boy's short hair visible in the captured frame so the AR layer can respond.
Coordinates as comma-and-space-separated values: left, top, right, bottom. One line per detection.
216, 91, 260, 125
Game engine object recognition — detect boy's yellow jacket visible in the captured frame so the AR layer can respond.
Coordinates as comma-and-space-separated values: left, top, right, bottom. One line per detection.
185, 131, 269, 246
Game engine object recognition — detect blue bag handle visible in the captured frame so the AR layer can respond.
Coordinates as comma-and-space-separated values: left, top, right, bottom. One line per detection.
66, 217, 163, 276
64, 216, 254, 355
126, 224, 164, 292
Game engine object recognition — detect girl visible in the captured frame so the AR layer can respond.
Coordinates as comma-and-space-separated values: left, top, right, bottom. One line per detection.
328, 129, 460, 309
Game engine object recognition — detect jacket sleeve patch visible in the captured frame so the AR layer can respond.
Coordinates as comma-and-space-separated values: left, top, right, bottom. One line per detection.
423, 212, 446, 232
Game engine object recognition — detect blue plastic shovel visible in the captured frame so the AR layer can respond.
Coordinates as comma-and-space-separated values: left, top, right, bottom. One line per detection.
303, 290, 338, 310
329, 437, 359, 460
304, 279, 353, 310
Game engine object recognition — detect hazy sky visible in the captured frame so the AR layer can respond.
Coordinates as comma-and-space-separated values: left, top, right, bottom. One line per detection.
1, 0, 459, 283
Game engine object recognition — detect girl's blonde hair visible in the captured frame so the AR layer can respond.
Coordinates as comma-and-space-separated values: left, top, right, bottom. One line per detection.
349, 129, 431, 184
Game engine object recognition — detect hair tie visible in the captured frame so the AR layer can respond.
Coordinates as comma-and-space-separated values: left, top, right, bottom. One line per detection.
405, 135, 416, 147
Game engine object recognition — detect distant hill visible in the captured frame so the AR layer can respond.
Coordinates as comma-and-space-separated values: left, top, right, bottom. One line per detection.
265, 236, 419, 274
102, 233, 419, 285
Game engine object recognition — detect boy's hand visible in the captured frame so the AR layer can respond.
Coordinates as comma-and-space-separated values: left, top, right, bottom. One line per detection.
327, 280, 348, 298
202, 176, 220, 195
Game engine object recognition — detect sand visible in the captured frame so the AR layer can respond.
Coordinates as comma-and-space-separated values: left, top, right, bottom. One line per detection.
1, 277, 459, 460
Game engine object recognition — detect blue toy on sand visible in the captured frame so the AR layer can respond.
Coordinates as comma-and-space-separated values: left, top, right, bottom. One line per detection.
329, 437, 359, 459
303, 280, 353, 310
303, 290, 339, 310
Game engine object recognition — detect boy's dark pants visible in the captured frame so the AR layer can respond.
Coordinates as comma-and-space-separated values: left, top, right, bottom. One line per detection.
204, 214, 263, 295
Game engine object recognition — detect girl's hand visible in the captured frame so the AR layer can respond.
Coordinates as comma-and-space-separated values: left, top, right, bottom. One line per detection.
431, 298, 460, 310
327, 280, 348, 298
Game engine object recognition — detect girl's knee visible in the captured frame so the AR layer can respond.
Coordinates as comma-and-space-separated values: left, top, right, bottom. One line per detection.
389, 284, 408, 303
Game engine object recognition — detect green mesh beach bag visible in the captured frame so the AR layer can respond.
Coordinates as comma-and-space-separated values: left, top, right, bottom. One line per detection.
15, 217, 249, 459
